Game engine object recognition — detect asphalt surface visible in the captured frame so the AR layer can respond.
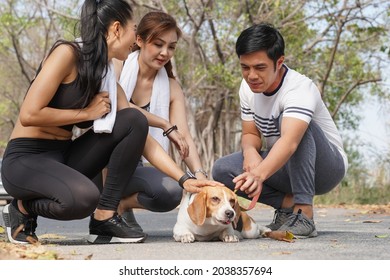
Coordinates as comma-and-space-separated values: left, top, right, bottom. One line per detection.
1, 204, 389, 260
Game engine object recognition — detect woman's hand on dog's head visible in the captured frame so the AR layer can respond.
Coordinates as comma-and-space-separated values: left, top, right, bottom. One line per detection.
183, 179, 225, 193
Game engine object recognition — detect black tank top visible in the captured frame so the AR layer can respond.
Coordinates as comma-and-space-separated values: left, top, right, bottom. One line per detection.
47, 78, 92, 131
130, 98, 150, 112
31, 63, 93, 131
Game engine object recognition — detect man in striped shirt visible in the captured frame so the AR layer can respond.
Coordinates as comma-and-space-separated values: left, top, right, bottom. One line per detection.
212, 23, 348, 238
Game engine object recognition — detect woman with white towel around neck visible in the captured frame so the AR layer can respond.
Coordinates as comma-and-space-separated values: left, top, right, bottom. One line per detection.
115, 12, 209, 232
1, 1, 219, 245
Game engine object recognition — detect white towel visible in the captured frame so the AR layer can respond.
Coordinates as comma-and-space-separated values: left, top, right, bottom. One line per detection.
93, 61, 117, 133
119, 50, 170, 152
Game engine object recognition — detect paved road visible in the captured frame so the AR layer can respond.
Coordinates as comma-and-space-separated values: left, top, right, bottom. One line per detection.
1, 204, 389, 260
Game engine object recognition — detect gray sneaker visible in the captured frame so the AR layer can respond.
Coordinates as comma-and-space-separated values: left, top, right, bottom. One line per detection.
266, 207, 293, 231
278, 209, 318, 238
121, 209, 143, 232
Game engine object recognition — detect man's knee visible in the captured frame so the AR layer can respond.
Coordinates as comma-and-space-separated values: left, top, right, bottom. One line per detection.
211, 157, 225, 181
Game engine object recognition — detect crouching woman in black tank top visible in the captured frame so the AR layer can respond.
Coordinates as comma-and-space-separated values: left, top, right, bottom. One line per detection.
1, 0, 223, 245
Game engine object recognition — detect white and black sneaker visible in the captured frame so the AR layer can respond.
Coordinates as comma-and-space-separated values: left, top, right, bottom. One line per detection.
88, 213, 147, 244
2, 200, 38, 244
278, 209, 318, 238
266, 207, 293, 231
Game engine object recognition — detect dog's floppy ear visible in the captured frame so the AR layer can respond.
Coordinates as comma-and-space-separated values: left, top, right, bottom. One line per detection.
187, 192, 207, 226
233, 197, 241, 229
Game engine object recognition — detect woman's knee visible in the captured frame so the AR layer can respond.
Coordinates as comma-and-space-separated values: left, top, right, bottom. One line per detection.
163, 188, 182, 211
139, 187, 182, 212
116, 108, 148, 138
65, 184, 100, 219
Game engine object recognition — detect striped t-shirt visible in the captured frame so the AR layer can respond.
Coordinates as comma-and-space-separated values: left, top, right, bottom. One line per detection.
239, 65, 348, 172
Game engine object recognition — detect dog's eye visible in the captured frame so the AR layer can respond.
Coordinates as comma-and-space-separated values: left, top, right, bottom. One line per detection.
229, 199, 235, 206
211, 196, 220, 203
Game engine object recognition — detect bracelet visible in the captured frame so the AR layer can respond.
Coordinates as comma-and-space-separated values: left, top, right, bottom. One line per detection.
163, 125, 178, 137
178, 172, 196, 189
193, 169, 208, 178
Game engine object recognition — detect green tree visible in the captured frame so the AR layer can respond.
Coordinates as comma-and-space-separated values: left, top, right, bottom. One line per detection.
0, 0, 78, 153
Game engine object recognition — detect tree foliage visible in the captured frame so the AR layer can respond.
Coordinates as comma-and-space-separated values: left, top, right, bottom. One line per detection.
0, 0, 78, 152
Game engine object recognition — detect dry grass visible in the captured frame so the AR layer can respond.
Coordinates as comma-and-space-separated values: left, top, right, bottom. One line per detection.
314, 183, 390, 205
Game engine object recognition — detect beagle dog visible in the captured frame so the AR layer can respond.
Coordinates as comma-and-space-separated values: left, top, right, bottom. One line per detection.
173, 186, 269, 243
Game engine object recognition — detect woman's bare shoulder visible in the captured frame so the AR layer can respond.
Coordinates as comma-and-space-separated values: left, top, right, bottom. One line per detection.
169, 77, 185, 99
43, 42, 78, 67
40, 43, 78, 82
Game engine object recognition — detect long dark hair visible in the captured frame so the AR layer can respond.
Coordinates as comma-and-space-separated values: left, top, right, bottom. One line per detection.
45, 0, 133, 108
77, 0, 133, 107
133, 11, 182, 79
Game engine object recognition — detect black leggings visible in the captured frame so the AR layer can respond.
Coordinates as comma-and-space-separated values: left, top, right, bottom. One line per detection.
1, 108, 148, 220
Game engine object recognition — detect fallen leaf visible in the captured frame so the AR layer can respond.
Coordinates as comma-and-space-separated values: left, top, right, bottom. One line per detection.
257, 244, 269, 249
331, 243, 346, 249
37, 251, 59, 260
264, 231, 295, 243
362, 220, 382, 223
70, 250, 81, 255
38, 233, 67, 239
375, 234, 388, 238
0, 226, 5, 234
85, 254, 93, 260
272, 251, 292, 255
21, 250, 58, 260
0, 241, 60, 260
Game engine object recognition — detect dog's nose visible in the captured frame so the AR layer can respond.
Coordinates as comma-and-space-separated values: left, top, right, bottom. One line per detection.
225, 210, 234, 219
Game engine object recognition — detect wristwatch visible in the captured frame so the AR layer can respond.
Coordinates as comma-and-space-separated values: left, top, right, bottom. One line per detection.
178, 172, 196, 189
193, 168, 208, 178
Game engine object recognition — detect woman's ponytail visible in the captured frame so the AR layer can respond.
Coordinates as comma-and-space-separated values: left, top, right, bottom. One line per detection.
76, 0, 133, 107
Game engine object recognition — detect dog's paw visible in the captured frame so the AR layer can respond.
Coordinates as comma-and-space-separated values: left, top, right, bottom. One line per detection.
259, 225, 271, 237
174, 233, 196, 243
222, 234, 240, 243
